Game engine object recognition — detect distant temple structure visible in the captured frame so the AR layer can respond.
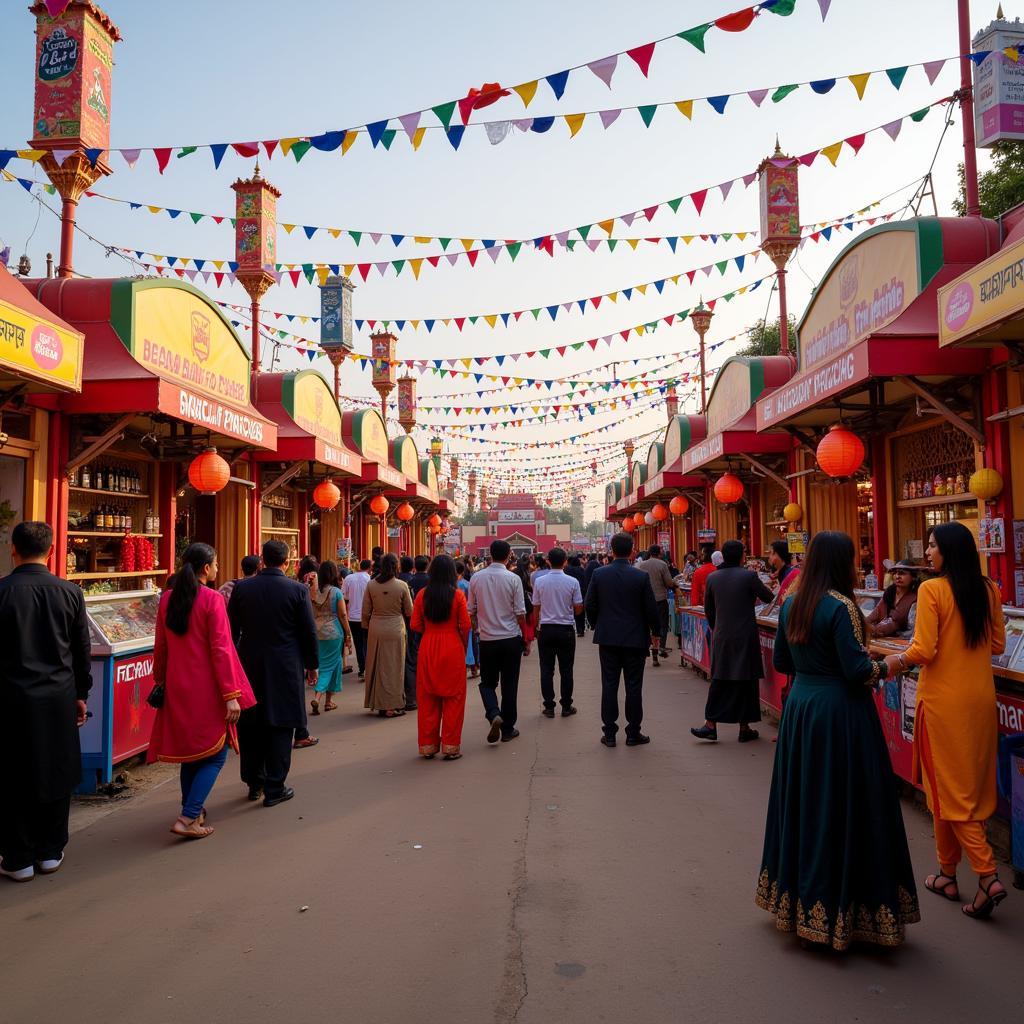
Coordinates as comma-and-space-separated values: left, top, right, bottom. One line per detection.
460, 492, 571, 558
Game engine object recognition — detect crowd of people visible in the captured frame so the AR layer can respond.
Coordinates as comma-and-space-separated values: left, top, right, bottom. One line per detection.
0, 517, 1011, 954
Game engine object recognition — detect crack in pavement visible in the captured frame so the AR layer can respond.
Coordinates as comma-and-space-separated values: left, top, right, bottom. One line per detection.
494, 730, 541, 1024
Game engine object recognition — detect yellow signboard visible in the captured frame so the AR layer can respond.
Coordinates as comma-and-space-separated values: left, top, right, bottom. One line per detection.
799, 229, 920, 371
390, 435, 419, 478
0, 295, 83, 391
938, 236, 1024, 347
706, 360, 755, 436
343, 409, 389, 465
282, 370, 342, 446
116, 282, 251, 407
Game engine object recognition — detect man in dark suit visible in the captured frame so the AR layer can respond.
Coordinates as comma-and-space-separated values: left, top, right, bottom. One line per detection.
584, 532, 660, 748
403, 555, 430, 711
0, 522, 92, 881
229, 539, 318, 806
691, 539, 774, 743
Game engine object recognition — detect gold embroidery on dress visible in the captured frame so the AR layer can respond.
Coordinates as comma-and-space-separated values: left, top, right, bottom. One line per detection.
828, 589, 882, 684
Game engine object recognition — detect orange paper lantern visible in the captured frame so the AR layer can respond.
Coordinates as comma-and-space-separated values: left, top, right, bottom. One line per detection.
713, 472, 744, 505
396, 501, 415, 522
429, 522, 442, 535
633, 512, 645, 528
816, 424, 865, 478
427, 512, 442, 528
188, 448, 230, 495
652, 502, 669, 522
312, 480, 341, 511
369, 494, 390, 516
622, 518, 636, 533
669, 495, 689, 516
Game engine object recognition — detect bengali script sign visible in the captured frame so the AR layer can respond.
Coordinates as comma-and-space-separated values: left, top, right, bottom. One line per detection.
799, 230, 919, 372
0, 296, 82, 390
938, 237, 1024, 347
757, 344, 870, 430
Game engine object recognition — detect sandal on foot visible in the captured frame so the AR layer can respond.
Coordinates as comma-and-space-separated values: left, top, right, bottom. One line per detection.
443, 752, 462, 761
170, 816, 214, 840
310, 699, 320, 716
324, 700, 338, 711
924, 871, 959, 901
963, 875, 1007, 919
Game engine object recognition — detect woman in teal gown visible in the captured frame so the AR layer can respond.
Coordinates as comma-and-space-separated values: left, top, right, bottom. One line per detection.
756, 531, 920, 951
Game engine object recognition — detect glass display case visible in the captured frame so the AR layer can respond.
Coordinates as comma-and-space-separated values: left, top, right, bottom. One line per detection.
997, 609, 1024, 674
85, 590, 161, 655
855, 589, 883, 617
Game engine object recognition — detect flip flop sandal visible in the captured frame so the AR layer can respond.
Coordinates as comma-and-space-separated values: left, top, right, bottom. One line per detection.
170, 817, 215, 840
310, 699, 320, 716
324, 700, 338, 711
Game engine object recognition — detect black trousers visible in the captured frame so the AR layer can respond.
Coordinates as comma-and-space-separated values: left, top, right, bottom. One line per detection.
0, 792, 71, 871
574, 610, 586, 637
404, 629, 421, 706
599, 645, 646, 739
478, 636, 523, 734
654, 600, 669, 652
350, 622, 368, 673
538, 624, 576, 710
238, 706, 294, 797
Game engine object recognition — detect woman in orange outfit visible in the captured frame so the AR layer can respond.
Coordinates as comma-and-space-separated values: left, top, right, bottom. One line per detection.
410, 555, 472, 761
877, 521, 1008, 919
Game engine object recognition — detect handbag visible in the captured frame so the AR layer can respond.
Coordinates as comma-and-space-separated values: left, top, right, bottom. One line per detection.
146, 682, 165, 709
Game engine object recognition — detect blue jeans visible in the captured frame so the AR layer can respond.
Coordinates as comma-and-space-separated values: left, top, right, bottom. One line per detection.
179, 746, 229, 820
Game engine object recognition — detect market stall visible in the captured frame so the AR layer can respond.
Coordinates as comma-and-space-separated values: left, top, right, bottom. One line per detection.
255, 369, 362, 563
0, 264, 84, 574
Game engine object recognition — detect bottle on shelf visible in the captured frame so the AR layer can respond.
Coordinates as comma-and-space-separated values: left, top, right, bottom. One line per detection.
908, 478, 917, 499
901, 477, 909, 500
81, 465, 90, 489
933, 473, 945, 496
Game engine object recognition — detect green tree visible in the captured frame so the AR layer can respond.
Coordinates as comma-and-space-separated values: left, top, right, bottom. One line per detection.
541, 507, 573, 525
955, 141, 1024, 218
452, 509, 487, 527
737, 316, 798, 358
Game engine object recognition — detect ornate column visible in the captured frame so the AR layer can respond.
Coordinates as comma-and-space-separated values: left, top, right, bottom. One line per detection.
319, 274, 354, 401
758, 141, 801, 359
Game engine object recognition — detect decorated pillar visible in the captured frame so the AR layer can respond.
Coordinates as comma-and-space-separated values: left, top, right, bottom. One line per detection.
480, 485, 489, 511
665, 383, 678, 421
319, 274, 354, 401
467, 469, 478, 512
30, 1, 121, 278
690, 302, 714, 413
370, 329, 397, 426
624, 439, 635, 478
758, 140, 800, 359
398, 375, 417, 434
232, 164, 281, 404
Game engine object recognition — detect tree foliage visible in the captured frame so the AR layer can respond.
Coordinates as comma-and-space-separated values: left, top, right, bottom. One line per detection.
955, 141, 1024, 219
737, 316, 798, 358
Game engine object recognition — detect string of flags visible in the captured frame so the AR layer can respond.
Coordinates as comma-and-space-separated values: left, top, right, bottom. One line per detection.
2, 1, 816, 173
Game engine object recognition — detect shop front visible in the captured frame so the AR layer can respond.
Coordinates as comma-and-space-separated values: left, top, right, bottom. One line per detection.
25, 277, 276, 789
387, 434, 441, 556
255, 370, 362, 565
0, 264, 84, 575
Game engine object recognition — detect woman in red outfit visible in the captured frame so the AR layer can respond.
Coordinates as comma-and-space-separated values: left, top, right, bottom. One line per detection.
149, 543, 256, 839
410, 555, 472, 761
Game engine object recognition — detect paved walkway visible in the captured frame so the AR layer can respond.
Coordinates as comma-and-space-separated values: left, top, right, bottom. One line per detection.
1, 639, 1021, 1023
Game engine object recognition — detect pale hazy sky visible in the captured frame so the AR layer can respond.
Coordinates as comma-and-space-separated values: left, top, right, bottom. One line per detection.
0, 0, 1008, 517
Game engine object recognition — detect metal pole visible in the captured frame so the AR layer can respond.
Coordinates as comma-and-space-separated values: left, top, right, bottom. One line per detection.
958, 0, 981, 217
250, 298, 261, 403
777, 266, 791, 358
699, 335, 707, 413
58, 196, 77, 278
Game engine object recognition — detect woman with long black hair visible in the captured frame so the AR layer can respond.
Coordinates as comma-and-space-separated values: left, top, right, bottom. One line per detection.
149, 543, 255, 840
876, 521, 1007, 919
757, 531, 919, 950
410, 555, 472, 759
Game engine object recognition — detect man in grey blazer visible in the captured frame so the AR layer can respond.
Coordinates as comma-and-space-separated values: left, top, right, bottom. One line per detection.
690, 539, 773, 743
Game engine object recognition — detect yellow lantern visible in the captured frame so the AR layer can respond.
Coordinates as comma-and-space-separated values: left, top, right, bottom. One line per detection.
969, 468, 1003, 501
783, 502, 803, 523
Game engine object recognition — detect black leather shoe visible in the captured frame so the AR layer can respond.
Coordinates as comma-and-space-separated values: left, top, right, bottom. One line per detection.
561, 706, 578, 717
263, 787, 295, 807
690, 726, 718, 742
625, 734, 651, 747
500, 729, 520, 742
600, 735, 616, 747
542, 707, 555, 718
487, 716, 503, 743
738, 729, 760, 743
246, 785, 263, 802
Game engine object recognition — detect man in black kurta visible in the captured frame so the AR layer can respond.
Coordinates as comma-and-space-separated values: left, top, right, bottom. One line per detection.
229, 539, 318, 806
0, 522, 92, 881
691, 539, 774, 743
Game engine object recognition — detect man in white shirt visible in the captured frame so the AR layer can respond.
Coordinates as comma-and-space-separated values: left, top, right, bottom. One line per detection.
468, 539, 528, 744
532, 547, 584, 719
342, 559, 372, 677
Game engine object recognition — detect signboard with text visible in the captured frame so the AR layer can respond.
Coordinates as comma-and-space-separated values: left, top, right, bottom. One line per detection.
938, 236, 1024, 347
282, 370, 343, 446
974, 24, 1024, 146
0, 289, 83, 391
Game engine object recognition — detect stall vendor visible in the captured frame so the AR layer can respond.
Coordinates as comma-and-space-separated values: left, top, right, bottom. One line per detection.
867, 562, 921, 638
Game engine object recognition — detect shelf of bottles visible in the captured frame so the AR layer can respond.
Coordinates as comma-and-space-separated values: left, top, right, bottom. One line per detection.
66, 454, 162, 594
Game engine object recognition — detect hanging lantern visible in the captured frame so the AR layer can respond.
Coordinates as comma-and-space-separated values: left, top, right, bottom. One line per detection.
969, 467, 1003, 501
783, 502, 803, 523
369, 494, 389, 516
652, 502, 669, 522
644, 511, 656, 526
429, 522, 442, 535
428, 512, 442, 528
188, 448, 230, 496
313, 480, 341, 511
396, 501, 415, 522
632, 512, 646, 528
816, 424, 865, 478
669, 495, 689, 516
623, 518, 636, 533
714, 472, 744, 505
